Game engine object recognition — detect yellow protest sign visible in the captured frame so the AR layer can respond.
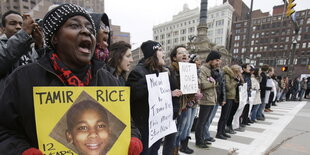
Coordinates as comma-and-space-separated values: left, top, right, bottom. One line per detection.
33, 87, 130, 155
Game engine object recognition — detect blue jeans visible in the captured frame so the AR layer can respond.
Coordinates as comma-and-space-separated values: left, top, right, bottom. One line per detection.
257, 97, 266, 118
204, 104, 218, 139
175, 108, 190, 147
183, 107, 198, 140
175, 106, 197, 146
251, 104, 260, 121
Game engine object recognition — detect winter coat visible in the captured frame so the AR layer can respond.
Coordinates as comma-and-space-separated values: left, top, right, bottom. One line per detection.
199, 64, 217, 105
212, 68, 226, 105
260, 72, 272, 98
242, 72, 252, 97
292, 79, 301, 91
0, 54, 119, 155
301, 80, 307, 90
250, 76, 261, 105
106, 65, 141, 139
0, 30, 43, 78
223, 66, 238, 100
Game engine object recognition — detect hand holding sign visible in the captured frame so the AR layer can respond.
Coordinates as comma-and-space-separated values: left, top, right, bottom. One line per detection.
171, 89, 182, 97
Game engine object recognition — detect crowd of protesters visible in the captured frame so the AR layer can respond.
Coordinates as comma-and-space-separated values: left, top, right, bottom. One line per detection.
0, 3, 309, 155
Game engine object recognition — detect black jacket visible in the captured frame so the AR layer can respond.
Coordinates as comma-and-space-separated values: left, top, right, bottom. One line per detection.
106, 65, 141, 139
242, 72, 252, 97
260, 72, 272, 98
0, 31, 44, 78
212, 69, 226, 105
0, 54, 119, 154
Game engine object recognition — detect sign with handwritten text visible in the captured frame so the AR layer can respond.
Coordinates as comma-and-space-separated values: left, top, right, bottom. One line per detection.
179, 62, 198, 94
33, 87, 130, 155
146, 72, 177, 147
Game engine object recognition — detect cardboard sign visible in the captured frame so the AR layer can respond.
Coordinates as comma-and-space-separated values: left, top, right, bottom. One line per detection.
33, 87, 130, 155
146, 72, 177, 147
179, 62, 199, 94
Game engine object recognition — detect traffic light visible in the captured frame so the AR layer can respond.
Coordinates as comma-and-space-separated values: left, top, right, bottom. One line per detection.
286, 0, 296, 17
281, 66, 288, 72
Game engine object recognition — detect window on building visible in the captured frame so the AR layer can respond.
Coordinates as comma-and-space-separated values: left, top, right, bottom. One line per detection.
188, 27, 195, 33
216, 19, 224, 26
216, 29, 223, 35
23, 6, 29, 9
155, 36, 158, 40
236, 23, 241, 28
215, 37, 222, 44
307, 18, 310, 24
174, 38, 178, 43
234, 42, 239, 47
233, 49, 239, 54
242, 48, 246, 53
166, 33, 171, 38
173, 31, 179, 36
235, 29, 240, 34
207, 30, 212, 36
167, 40, 171, 44
181, 29, 186, 34
303, 42, 307, 48
181, 36, 186, 41
161, 34, 165, 39
235, 35, 240, 40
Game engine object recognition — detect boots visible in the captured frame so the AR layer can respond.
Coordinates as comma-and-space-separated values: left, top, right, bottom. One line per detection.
173, 147, 180, 155
180, 137, 194, 154
226, 125, 236, 134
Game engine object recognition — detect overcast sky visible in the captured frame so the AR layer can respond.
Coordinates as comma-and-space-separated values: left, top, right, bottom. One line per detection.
105, 0, 309, 49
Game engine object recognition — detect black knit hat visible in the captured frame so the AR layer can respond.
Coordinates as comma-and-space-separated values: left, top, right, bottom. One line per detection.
140, 40, 161, 59
206, 51, 221, 62
43, 3, 96, 49
189, 54, 199, 63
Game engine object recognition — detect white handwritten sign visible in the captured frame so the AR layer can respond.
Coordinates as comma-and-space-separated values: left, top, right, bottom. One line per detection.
238, 83, 248, 109
179, 62, 198, 94
146, 72, 177, 147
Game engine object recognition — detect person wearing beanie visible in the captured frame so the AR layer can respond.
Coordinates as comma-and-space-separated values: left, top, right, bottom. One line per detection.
90, 13, 111, 62
195, 50, 222, 147
127, 41, 182, 155
0, 3, 119, 155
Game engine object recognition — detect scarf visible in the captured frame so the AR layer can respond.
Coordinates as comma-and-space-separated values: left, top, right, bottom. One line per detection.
49, 52, 92, 86
95, 42, 109, 62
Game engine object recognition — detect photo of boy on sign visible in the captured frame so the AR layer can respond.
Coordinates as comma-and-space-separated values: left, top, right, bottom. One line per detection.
66, 100, 111, 155
49, 91, 126, 155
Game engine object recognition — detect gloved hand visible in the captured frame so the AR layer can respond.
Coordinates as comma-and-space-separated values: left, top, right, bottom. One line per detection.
22, 148, 43, 155
128, 137, 143, 155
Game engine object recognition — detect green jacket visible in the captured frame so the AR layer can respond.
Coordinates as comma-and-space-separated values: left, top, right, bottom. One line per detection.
199, 64, 217, 105
223, 66, 238, 100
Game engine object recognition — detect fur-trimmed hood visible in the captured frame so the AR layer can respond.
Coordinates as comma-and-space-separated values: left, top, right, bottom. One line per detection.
223, 65, 235, 78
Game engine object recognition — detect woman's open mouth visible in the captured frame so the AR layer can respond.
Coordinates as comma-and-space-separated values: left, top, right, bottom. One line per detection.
78, 40, 92, 54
